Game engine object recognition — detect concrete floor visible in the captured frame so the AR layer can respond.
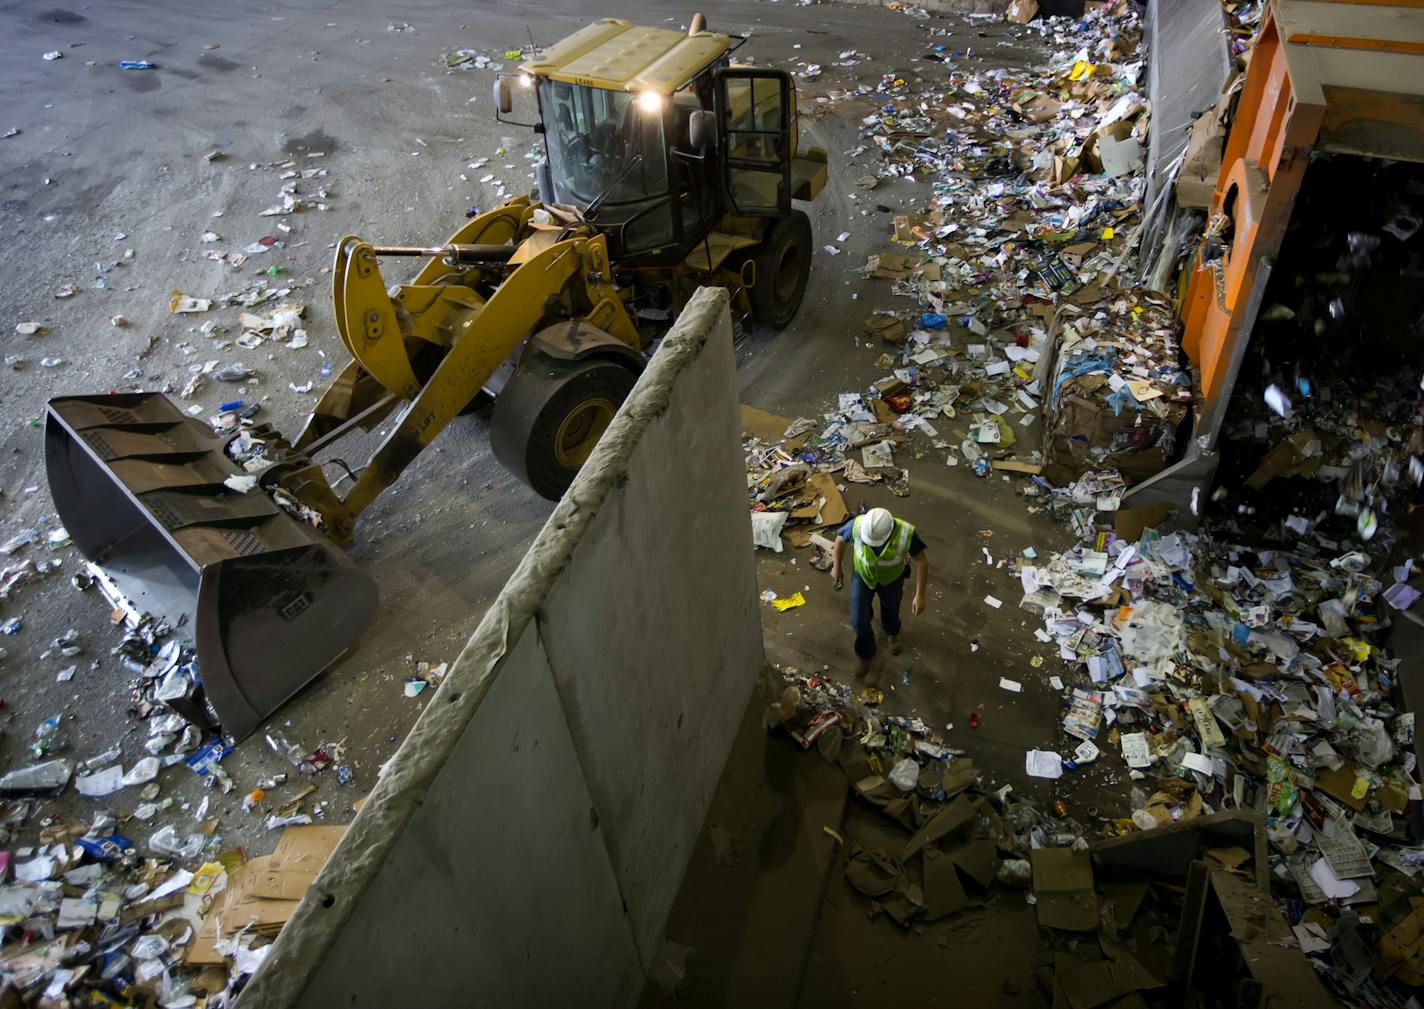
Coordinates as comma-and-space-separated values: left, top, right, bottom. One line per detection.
0, 0, 1127, 991
0, 0, 1060, 847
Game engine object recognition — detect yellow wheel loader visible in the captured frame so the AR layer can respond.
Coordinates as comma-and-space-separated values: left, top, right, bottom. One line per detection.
44, 16, 827, 740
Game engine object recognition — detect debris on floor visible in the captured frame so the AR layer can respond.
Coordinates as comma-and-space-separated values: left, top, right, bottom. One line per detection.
748, 0, 1175, 536
1042, 290, 1190, 485
762, 659, 1353, 1004
0, 814, 341, 1005
742, 3, 1424, 1002
0, 122, 381, 1003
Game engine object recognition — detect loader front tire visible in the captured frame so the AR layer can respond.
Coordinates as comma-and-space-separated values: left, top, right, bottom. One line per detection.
748, 209, 812, 330
490, 354, 636, 500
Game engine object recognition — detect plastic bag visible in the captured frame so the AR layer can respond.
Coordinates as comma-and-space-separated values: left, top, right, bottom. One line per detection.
149, 825, 203, 861
888, 757, 919, 792
122, 757, 160, 787
1355, 718, 1395, 768
996, 858, 1032, 888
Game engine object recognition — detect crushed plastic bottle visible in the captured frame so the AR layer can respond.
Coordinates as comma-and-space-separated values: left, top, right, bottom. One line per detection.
265, 731, 305, 769
213, 364, 250, 382
30, 715, 66, 758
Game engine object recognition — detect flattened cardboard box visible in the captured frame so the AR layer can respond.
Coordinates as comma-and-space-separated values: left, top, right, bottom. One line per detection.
1032, 846, 1098, 931
740, 403, 793, 445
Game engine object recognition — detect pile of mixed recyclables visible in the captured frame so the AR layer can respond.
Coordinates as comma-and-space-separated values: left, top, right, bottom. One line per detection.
800, 1, 1190, 495
0, 808, 342, 1005
0, 572, 342, 1005
743, 5, 1195, 533
1016, 474, 1424, 997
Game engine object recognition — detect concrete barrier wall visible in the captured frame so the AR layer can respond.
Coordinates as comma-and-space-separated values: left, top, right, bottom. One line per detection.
237, 287, 762, 1007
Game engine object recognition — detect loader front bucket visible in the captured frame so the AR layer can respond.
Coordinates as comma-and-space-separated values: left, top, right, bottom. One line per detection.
45, 394, 378, 741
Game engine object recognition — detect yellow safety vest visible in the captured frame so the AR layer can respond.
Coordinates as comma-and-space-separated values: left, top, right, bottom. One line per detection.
852, 516, 915, 589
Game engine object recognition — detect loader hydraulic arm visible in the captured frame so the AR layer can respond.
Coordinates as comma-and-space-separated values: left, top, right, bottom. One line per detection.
271, 204, 639, 546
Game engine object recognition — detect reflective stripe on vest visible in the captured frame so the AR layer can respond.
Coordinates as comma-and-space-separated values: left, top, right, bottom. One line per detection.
852, 516, 914, 590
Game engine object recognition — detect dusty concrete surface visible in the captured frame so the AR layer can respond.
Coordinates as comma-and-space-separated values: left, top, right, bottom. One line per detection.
0, 0, 1121, 1000
0, 0, 1024, 856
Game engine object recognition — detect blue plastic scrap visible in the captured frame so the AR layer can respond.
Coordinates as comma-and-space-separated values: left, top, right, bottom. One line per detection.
1105, 384, 1140, 417
1052, 351, 1114, 399
119, 60, 155, 70
186, 739, 233, 776
76, 833, 132, 861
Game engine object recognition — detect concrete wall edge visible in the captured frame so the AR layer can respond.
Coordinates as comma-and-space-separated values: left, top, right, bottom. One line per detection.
236, 285, 734, 1007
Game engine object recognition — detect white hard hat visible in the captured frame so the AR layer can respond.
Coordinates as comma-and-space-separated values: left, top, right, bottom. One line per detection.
859, 507, 894, 548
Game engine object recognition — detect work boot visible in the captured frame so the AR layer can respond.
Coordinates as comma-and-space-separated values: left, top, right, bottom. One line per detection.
855, 658, 871, 679
888, 634, 902, 655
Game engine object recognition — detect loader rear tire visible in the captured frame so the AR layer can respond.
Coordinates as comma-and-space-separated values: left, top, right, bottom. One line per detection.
490, 354, 636, 500
748, 210, 812, 330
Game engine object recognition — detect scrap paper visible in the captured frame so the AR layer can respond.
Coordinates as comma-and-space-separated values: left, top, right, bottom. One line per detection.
1292, 923, 1331, 954
1384, 582, 1421, 610
984, 595, 1003, 609
1179, 752, 1215, 776
74, 765, 126, 798
1308, 857, 1359, 899
1025, 750, 1063, 779
1063, 687, 1104, 741
1120, 732, 1151, 768
1318, 821, 1373, 879
999, 677, 1023, 693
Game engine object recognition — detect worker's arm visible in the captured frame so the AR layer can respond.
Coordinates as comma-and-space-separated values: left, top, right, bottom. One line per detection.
831, 534, 846, 590
911, 551, 929, 615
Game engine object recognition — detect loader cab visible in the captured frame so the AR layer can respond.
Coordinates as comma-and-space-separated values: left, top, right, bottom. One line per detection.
538, 77, 692, 257
532, 67, 798, 260
506, 18, 805, 262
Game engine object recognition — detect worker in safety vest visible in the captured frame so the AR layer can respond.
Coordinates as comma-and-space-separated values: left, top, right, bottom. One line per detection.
830, 507, 929, 677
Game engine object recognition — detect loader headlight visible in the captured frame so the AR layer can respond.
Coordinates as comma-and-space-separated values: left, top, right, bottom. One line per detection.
636, 91, 665, 114
518, 73, 534, 87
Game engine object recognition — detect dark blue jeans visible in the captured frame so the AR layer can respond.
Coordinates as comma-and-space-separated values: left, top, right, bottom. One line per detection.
849, 571, 904, 660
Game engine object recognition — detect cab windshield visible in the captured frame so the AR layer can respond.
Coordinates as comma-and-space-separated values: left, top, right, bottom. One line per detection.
540, 80, 669, 207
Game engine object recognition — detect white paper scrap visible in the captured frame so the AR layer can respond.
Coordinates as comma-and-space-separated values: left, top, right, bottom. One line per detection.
75, 764, 126, 798
999, 677, 1023, 693
1121, 732, 1152, 769
1179, 752, 1215, 776
15, 856, 55, 882
1025, 749, 1063, 779
984, 595, 1003, 609
1308, 858, 1359, 899
149, 869, 196, 901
